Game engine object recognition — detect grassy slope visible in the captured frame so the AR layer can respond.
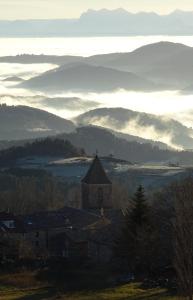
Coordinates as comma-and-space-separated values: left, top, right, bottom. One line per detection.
0, 284, 177, 300
0, 270, 178, 300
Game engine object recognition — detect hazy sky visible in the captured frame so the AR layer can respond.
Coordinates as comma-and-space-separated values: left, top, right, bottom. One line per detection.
0, 0, 193, 20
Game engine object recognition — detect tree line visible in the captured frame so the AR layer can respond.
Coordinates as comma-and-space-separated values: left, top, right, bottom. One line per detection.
0, 138, 85, 166
114, 179, 193, 300
0, 170, 80, 214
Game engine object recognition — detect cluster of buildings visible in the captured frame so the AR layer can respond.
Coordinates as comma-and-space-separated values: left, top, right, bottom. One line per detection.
0, 156, 124, 263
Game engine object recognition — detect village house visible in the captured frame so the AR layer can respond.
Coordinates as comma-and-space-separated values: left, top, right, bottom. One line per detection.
0, 156, 124, 263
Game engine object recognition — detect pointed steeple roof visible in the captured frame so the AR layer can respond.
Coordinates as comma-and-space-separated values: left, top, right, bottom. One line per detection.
82, 156, 111, 184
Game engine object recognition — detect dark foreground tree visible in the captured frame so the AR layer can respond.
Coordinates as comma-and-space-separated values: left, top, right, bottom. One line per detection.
114, 185, 156, 275
172, 178, 193, 300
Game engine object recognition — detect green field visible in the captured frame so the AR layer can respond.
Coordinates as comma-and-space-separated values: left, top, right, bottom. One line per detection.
0, 270, 179, 300
0, 283, 178, 300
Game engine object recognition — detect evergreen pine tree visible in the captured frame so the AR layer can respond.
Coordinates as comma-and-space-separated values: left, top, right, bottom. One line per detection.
114, 185, 155, 275
129, 185, 149, 228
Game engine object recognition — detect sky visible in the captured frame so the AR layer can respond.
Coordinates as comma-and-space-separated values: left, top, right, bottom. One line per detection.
0, 0, 193, 20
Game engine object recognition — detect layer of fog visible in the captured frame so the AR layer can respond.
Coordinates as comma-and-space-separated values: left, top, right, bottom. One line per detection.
3, 72, 192, 128
1, 62, 193, 142
0, 63, 57, 81
1, 36, 193, 57
78, 114, 181, 150
2, 80, 193, 149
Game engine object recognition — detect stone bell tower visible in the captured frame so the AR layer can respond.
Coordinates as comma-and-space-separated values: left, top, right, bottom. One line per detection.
81, 155, 112, 211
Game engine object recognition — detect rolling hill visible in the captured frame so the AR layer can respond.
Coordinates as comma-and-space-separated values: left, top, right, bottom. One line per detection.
0, 104, 75, 140
9, 41, 193, 91
20, 63, 160, 93
0, 138, 85, 165
1, 124, 193, 165
57, 126, 193, 165
87, 42, 193, 88
75, 107, 193, 150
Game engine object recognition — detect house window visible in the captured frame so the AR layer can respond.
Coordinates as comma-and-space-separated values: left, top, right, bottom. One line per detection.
35, 232, 39, 238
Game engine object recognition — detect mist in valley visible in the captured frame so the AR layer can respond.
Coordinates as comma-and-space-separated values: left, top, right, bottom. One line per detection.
1, 36, 193, 151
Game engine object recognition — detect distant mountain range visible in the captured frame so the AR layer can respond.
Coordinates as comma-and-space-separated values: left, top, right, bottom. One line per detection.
12, 42, 193, 92
1, 9, 193, 36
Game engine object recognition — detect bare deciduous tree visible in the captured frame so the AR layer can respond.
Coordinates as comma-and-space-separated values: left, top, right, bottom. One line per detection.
172, 178, 193, 300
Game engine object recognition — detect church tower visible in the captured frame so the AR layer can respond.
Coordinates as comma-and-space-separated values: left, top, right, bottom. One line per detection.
81, 156, 112, 211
